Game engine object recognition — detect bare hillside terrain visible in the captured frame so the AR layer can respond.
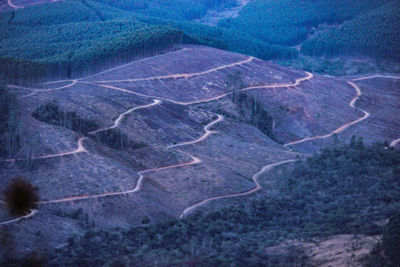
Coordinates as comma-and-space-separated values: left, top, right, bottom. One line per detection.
0, 45, 399, 262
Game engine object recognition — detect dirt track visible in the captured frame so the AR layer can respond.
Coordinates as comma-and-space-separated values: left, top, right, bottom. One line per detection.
1, 49, 399, 225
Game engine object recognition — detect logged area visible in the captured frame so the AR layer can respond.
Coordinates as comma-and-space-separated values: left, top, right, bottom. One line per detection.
0, 44, 399, 265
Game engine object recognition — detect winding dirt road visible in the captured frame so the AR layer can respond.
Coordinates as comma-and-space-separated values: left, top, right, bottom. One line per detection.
7, 0, 23, 9
2, 137, 88, 163
89, 99, 161, 134
37, 115, 223, 204
8, 80, 78, 98
284, 74, 400, 147
352, 74, 400, 82
93, 57, 255, 84
180, 159, 298, 218
0, 209, 38, 226
4, 0, 63, 10
87, 69, 313, 106
284, 81, 370, 147
167, 114, 224, 149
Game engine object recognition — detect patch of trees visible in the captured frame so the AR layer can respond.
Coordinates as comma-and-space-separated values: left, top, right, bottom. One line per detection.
218, 0, 391, 46
49, 139, 400, 265
0, 80, 21, 157
301, 1, 400, 60
32, 102, 145, 150
0, 58, 46, 85
231, 91, 277, 142
92, 128, 146, 150
216, 71, 277, 141
32, 102, 99, 134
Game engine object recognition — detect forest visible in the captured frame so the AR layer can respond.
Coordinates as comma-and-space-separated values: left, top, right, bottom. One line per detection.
217, 0, 392, 46
301, 0, 400, 59
0, 14, 182, 83
47, 139, 400, 266
2, 0, 396, 84
94, 0, 238, 20
0, 1, 183, 83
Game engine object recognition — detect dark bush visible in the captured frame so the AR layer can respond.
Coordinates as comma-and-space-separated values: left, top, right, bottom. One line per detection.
5, 177, 39, 216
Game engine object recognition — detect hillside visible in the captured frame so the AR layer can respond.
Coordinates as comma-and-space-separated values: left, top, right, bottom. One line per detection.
0, 45, 399, 265
0, 0, 400, 265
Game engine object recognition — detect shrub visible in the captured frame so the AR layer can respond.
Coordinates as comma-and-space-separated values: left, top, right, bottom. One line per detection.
5, 177, 39, 216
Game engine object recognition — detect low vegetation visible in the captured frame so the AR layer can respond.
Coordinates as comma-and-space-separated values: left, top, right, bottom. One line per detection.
49, 139, 400, 265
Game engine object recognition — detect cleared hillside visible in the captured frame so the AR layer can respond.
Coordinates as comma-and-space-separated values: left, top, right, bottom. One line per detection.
1, 47, 399, 264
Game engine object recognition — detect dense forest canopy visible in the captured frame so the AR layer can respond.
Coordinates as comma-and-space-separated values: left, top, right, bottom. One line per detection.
218, 0, 392, 45
301, 0, 400, 59
1, 0, 398, 84
0, 1, 183, 82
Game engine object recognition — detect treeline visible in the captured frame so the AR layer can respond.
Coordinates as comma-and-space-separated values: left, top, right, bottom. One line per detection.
48, 139, 400, 266
0, 58, 46, 86
0, 79, 21, 157
43, 25, 182, 80
218, 0, 392, 46
301, 1, 400, 60
1, 18, 182, 83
